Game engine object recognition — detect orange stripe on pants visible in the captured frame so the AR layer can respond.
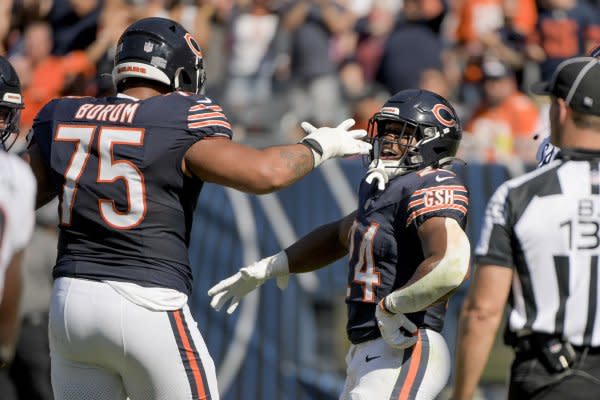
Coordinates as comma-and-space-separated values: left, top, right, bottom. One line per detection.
174, 310, 207, 399
398, 331, 423, 400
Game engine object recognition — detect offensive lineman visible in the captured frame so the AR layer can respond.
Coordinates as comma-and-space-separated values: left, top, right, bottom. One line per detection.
0, 56, 36, 368
209, 89, 471, 399
22, 17, 371, 400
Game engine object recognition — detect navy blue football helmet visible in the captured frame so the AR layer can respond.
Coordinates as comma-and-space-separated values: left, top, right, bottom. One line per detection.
112, 17, 206, 94
366, 89, 462, 173
0, 56, 24, 150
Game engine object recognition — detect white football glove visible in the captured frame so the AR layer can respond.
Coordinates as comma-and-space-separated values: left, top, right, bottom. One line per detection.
375, 299, 418, 350
300, 118, 371, 167
208, 251, 289, 314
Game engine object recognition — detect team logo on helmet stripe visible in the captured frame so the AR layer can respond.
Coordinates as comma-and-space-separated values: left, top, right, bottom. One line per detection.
432, 104, 457, 127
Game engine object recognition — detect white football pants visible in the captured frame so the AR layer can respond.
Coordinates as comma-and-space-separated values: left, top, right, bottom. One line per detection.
340, 329, 450, 400
49, 277, 219, 400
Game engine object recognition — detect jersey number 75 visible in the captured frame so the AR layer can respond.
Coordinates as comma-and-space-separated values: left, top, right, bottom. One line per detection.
55, 124, 146, 229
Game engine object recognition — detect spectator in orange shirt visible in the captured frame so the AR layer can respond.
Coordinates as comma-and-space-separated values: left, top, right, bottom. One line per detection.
526, 0, 600, 81
461, 57, 540, 173
453, 0, 537, 107
455, 0, 536, 48
19, 21, 112, 132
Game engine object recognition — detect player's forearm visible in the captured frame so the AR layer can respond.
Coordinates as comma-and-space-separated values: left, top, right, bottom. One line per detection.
286, 220, 348, 274
232, 144, 313, 194
208, 144, 314, 194
384, 220, 470, 314
187, 120, 368, 193
453, 300, 503, 400
249, 117, 369, 189
384, 257, 465, 314
183, 139, 314, 193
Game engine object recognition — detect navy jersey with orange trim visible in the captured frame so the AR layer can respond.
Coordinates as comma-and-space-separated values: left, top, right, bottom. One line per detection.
32, 92, 233, 295
346, 167, 469, 344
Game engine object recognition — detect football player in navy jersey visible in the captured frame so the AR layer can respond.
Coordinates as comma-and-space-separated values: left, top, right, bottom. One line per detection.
21, 17, 371, 400
209, 89, 471, 399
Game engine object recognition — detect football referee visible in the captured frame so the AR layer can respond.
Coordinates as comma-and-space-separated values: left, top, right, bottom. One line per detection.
453, 56, 600, 400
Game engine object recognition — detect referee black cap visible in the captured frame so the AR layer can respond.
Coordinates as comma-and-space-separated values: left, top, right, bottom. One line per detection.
531, 57, 600, 116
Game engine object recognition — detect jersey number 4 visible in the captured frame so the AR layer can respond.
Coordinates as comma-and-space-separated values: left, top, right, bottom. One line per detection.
349, 222, 381, 302
56, 125, 146, 229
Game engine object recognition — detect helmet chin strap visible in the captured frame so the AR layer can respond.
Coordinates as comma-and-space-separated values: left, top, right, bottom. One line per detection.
380, 159, 411, 177
194, 57, 203, 95
381, 150, 423, 176
173, 67, 182, 91
173, 63, 203, 94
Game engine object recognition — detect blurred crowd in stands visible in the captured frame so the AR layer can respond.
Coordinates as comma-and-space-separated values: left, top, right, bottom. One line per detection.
4, 0, 600, 173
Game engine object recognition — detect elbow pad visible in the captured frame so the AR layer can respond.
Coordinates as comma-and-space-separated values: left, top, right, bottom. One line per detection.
385, 218, 471, 314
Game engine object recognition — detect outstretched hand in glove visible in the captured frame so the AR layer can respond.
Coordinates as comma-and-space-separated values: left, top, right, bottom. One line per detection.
300, 118, 371, 167
208, 251, 289, 314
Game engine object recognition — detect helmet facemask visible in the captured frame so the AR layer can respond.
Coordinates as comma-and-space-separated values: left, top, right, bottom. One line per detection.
366, 116, 441, 175
0, 56, 23, 151
0, 105, 21, 151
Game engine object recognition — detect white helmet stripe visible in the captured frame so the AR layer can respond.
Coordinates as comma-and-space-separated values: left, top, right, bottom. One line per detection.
1, 92, 22, 105
112, 62, 171, 88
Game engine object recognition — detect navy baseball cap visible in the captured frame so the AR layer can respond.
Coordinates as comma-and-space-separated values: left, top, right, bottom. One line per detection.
531, 56, 600, 116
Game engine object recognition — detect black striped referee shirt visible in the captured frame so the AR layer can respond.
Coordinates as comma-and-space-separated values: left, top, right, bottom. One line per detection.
476, 149, 600, 347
